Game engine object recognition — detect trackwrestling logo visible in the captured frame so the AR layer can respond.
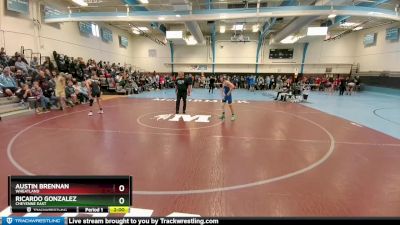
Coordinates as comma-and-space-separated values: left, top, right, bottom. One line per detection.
6, 218, 12, 225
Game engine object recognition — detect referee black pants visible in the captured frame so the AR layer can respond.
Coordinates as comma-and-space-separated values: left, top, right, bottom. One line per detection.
176, 91, 187, 113
209, 84, 215, 93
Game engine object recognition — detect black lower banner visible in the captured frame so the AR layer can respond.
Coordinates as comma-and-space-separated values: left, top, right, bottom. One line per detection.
65, 217, 400, 225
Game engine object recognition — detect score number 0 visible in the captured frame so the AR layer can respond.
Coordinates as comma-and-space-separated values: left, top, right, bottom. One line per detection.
118, 185, 126, 205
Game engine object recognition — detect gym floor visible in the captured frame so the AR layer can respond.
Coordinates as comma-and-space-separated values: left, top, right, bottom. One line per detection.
0, 88, 399, 217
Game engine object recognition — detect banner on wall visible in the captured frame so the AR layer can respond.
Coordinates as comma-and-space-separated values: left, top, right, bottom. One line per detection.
7, 0, 29, 14
190, 65, 207, 71
363, 33, 377, 47
43, 5, 63, 17
101, 28, 113, 42
119, 36, 129, 48
386, 27, 399, 42
78, 22, 92, 35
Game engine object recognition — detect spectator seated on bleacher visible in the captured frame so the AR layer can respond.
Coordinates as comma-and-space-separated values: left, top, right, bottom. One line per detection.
65, 80, 78, 106
31, 81, 51, 113
274, 83, 290, 101
293, 82, 302, 95
116, 84, 126, 95
42, 56, 55, 72
0, 67, 18, 97
16, 84, 31, 106
131, 80, 140, 94
30, 56, 39, 69
15, 56, 31, 75
0, 51, 9, 68
73, 80, 89, 103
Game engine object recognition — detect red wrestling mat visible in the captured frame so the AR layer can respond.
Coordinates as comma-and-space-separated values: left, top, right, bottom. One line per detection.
1, 98, 400, 216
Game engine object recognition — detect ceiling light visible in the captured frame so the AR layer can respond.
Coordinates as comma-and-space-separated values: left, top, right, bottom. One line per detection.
137, 27, 149, 31
176, 14, 181, 17
220, 14, 227, 19
339, 22, 360, 28
232, 24, 244, 31
185, 36, 197, 45
139, 0, 149, 3
132, 27, 140, 34
72, 0, 88, 7
280, 35, 302, 44
158, 17, 165, 21
220, 26, 225, 33
353, 26, 363, 31
166, 31, 183, 39
252, 24, 259, 33
307, 27, 328, 36
328, 14, 336, 19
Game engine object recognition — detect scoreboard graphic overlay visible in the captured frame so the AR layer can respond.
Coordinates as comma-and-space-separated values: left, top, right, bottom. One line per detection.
8, 176, 132, 213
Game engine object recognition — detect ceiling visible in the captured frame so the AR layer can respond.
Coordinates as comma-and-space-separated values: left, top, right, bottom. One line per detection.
43, 0, 400, 43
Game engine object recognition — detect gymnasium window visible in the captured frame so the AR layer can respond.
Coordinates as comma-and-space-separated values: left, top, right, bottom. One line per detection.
91, 23, 100, 37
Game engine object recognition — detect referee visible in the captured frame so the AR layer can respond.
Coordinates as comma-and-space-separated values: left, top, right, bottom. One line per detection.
175, 71, 192, 114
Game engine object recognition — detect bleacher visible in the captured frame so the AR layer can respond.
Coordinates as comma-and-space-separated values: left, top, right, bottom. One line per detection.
0, 92, 33, 120
263, 83, 308, 103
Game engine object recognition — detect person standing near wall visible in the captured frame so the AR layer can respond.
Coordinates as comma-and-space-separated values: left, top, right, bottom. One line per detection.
339, 76, 346, 96
175, 71, 192, 114
42, 57, 55, 72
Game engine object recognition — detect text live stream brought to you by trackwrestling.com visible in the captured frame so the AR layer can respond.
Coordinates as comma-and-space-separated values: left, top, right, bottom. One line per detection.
3, 216, 400, 225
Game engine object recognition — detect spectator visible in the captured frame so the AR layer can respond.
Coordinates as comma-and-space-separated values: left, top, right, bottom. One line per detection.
15, 56, 29, 74
347, 76, 355, 95
0, 51, 8, 67
355, 76, 361, 92
14, 69, 26, 87
41, 69, 52, 82
265, 75, 270, 90
30, 56, 39, 69
0, 67, 18, 97
155, 73, 160, 89
275, 82, 290, 101
257, 76, 264, 90
36, 70, 47, 86
65, 80, 77, 106
339, 77, 346, 96
31, 81, 50, 113
159, 75, 165, 89
249, 75, 256, 92
16, 84, 31, 105
73, 80, 88, 103
7, 55, 16, 67
20, 54, 29, 65
42, 56, 55, 71
270, 75, 275, 89
41, 74, 57, 107
79, 81, 89, 99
